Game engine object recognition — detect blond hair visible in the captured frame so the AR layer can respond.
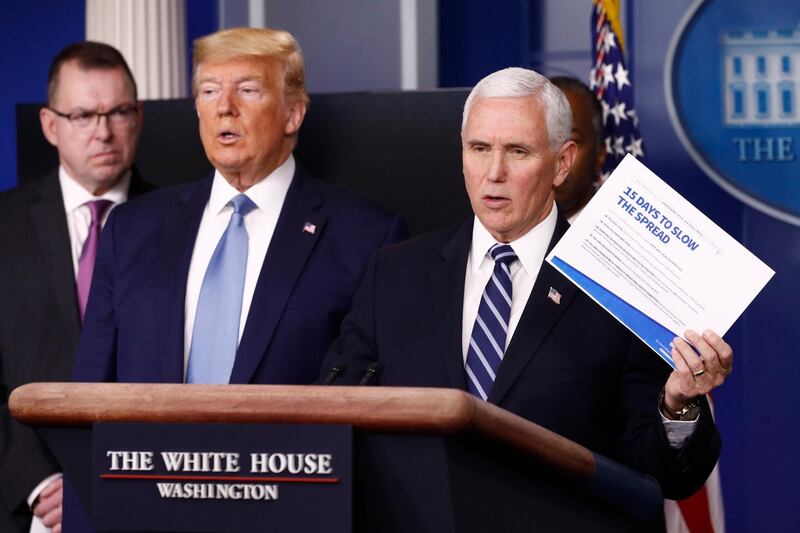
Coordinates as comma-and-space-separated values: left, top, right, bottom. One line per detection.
192, 27, 309, 105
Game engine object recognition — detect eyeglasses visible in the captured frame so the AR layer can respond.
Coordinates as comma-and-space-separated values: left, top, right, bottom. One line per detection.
45, 104, 138, 130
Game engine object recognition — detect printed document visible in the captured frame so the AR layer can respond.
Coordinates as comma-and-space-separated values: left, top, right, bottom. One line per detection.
547, 155, 774, 367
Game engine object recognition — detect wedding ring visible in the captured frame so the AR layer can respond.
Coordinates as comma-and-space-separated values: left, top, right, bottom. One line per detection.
693, 369, 705, 377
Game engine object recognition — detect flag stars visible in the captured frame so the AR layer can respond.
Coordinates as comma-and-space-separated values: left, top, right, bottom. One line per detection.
610, 101, 628, 126
601, 100, 611, 126
603, 30, 617, 52
627, 108, 639, 128
593, 6, 644, 170
625, 137, 644, 158
615, 64, 630, 90
602, 63, 615, 88
614, 136, 625, 156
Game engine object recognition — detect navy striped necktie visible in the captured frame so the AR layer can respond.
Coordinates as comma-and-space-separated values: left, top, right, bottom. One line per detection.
465, 243, 518, 400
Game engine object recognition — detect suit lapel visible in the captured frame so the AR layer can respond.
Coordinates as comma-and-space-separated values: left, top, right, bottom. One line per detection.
156, 178, 211, 382
488, 216, 578, 405
229, 168, 327, 384
29, 172, 81, 346
430, 221, 472, 390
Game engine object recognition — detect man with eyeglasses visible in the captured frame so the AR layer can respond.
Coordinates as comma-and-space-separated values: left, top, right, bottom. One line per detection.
0, 41, 153, 533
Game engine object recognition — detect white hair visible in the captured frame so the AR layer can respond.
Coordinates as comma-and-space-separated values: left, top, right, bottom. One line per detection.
462, 67, 572, 150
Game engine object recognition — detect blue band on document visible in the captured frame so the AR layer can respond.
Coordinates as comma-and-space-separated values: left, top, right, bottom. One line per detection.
550, 256, 679, 368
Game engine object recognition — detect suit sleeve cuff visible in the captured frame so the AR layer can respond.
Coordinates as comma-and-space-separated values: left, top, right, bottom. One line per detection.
660, 411, 700, 448
27, 473, 62, 510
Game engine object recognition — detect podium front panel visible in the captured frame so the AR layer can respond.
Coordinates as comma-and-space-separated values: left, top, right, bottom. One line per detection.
90, 423, 351, 533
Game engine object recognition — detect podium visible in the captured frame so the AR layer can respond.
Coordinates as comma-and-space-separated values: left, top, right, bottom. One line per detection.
10, 383, 662, 532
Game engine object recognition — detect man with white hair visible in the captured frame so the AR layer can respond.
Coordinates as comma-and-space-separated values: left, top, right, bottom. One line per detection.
322, 67, 731, 503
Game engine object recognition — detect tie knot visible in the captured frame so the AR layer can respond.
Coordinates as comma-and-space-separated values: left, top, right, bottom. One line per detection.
489, 243, 517, 266
86, 199, 113, 223
229, 194, 257, 217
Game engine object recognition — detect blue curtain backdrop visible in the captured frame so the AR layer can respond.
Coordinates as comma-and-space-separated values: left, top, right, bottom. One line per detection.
0, 1, 84, 191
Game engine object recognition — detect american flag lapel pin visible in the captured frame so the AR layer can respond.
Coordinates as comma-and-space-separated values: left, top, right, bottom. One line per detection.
547, 287, 561, 305
303, 221, 316, 235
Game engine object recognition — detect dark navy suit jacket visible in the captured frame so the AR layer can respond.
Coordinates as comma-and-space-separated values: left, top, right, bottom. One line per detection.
72, 166, 407, 385
323, 215, 720, 500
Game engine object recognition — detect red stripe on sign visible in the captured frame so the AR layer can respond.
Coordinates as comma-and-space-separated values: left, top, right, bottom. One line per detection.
100, 474, 339, 483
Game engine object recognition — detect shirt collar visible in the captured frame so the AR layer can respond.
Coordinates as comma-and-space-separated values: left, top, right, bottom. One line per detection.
469, 201, 558, 276
59, 166, 131, 212
208, 155, 295, 216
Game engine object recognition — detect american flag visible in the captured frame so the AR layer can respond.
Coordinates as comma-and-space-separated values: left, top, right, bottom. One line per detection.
590, 0, 644, 181
547, 287, 561, 305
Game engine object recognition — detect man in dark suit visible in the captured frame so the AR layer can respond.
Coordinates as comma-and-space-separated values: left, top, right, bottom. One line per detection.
0, 42, 153, 533
73, 27, 406, 385
322, 67, 732, 500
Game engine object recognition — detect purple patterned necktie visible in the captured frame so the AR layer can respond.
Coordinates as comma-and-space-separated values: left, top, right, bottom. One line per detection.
77, 199, 113, 321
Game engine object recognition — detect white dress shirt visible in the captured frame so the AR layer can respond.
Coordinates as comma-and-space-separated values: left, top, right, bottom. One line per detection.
26, 473, 61, 533
183, 156, 295, 380
461, 205, 557, 362
461, 201, 696, 447
59, 166, 130, 277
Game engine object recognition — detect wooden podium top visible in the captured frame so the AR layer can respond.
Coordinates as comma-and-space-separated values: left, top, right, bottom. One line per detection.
11, 383, 594, 482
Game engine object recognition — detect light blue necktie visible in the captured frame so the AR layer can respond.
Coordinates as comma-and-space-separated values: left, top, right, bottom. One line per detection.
187, 194, 256, 384
465, 243, 518, 400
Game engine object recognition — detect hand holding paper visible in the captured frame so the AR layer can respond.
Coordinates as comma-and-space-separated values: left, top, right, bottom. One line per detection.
665, 329, 733, 412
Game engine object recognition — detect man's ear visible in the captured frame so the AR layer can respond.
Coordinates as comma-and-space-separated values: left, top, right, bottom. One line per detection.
553, 140, 577, 188
284, 98, 307, 136
39, 107, 59, 147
